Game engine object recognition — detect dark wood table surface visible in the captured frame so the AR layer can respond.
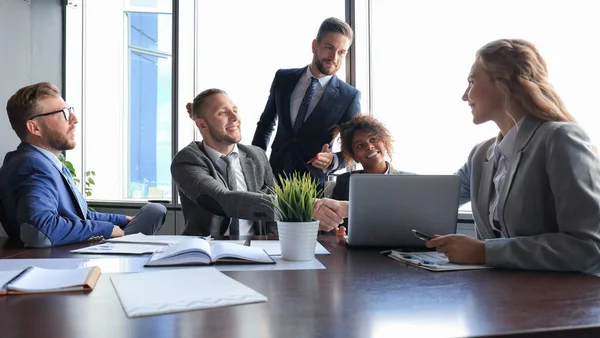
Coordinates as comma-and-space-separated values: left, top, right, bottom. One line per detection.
1, 236, 600, 338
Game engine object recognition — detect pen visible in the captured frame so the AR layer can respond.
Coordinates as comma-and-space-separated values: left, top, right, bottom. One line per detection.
400, 254, 435, 265
306, 157, 317, 164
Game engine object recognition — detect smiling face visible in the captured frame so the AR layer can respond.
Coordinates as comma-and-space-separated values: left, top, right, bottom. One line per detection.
351, 130, 387, 172
462, 61, 506, 125
311, 32, 350, 77
195, 93, 241, 150
29, 95, 78, 154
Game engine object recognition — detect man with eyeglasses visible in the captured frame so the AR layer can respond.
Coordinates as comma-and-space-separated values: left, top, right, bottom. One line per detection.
0, 82, 167, 247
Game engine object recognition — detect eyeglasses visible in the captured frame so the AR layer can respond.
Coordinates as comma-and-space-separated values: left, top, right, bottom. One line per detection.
29, 107, 74, 121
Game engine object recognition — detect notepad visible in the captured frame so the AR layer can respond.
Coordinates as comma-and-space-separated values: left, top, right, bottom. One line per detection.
110, 267, 268, 317
144, 237, 275, 267
0, 266, 101, 295
388, 251, 491, 272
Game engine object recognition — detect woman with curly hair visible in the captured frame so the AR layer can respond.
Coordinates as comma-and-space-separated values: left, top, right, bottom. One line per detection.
327, 115, 412, 233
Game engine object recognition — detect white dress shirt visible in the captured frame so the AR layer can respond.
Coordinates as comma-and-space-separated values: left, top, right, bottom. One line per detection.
489, 118, 524, 232
203, 142, 253, 235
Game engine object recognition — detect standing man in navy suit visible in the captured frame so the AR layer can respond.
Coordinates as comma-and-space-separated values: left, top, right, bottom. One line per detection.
0, 82, 166, 247
252, 17, 361, 184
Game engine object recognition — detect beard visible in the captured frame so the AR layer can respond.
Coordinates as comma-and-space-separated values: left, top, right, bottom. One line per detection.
314, 56, 340, 76
206, 123, 241, 145
40, 123, 76, 151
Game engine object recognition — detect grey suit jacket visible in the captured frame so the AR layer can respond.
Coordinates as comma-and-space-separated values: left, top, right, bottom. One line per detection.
171, 142, 277, 236
457, 116, 600, 274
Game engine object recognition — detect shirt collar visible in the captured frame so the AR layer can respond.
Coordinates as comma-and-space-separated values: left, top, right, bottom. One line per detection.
305, 65, 333, 88
493, 117, 525, 163
203, 142, 239, 164
29, 144, 63, 170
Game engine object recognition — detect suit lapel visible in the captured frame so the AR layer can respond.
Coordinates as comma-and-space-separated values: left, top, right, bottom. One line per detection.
496, 116, 543, 235
197, 142, 227, 186
282, 67, 307, 132
302, 75, 340, 131
238, 149, 257, 192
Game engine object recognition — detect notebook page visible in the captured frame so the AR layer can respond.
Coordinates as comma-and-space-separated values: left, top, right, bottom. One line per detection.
9, 267, 93, 291
110, 267, 267, 317
146, 237, 212, 265
210, 241, 273, 263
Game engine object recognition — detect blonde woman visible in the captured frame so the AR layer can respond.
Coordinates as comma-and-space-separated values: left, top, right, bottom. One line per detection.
315, 39, 600, 274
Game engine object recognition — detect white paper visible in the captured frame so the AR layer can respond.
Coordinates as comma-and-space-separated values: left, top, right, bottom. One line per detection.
105, 233, 201, 245
71, 243, 162, 254
248, 240, 330, 256
110, 267, 267, 317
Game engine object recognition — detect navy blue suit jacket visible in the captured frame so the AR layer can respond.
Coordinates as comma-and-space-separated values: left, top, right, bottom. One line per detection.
252, 67, 361, 183
0, 143, 127, 247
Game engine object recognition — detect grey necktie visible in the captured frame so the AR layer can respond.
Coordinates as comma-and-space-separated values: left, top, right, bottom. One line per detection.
221, 154, 239, 235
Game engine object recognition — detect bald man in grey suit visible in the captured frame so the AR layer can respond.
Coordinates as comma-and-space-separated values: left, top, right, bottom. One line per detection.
171, 89, 276, 237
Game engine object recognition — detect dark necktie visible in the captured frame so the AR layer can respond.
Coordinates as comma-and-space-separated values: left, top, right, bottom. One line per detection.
283, 77, 319, 174
293, 76, 318, 131
221, 154, 239, 235
61, 165, 88, 219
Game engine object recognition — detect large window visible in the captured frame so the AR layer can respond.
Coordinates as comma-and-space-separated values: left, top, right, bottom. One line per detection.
368, 0, 600, 176
66, 0, 173, 202
195, 0, 346, 154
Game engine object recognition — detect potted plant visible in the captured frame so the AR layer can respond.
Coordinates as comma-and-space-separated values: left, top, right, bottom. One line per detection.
269, 172, 321, 261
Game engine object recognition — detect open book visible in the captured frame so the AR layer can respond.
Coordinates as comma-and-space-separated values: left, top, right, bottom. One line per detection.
388, 250, 491, 272
0, 266, 101, 295
145, 237, 275, 267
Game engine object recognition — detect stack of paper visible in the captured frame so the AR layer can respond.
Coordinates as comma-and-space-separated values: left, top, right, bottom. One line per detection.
110, 267, 267, 317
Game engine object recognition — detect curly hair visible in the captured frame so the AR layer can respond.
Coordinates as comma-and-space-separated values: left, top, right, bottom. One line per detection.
338, 115, 394, 167
476, 39, 575, 123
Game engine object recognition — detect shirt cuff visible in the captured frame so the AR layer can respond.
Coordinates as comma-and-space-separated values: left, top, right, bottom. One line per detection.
323, 154, 339, 173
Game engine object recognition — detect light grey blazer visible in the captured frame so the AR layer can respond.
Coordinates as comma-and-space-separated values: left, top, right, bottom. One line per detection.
171, 142, 277, 236
457, 116, 600, 274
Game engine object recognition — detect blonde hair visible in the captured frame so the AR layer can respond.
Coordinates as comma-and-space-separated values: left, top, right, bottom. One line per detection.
476, 39, 575, 123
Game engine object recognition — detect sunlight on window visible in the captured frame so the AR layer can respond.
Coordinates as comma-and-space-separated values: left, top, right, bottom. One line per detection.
370, 0, 600, 175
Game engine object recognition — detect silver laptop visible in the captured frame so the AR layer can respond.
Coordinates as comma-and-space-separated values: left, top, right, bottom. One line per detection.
346, 174, 460, 248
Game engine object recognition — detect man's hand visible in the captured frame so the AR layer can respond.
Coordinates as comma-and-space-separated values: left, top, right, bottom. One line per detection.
125, 215, 135, 223
313, 198, 349, 232
310, 144, 335, 170
426, 234, 486, 265
111, 225, 125, 238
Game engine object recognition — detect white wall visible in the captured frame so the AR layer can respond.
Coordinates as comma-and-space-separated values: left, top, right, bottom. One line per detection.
0, 0, 63, 159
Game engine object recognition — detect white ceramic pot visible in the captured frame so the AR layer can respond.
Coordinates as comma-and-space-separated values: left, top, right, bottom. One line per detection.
277, 220, 319, 261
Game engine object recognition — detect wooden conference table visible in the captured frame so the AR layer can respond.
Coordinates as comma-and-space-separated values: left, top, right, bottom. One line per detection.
1, 235, 600, 338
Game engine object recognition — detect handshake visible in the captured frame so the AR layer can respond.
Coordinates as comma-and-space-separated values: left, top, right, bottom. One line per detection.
313, 198, 350, 233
